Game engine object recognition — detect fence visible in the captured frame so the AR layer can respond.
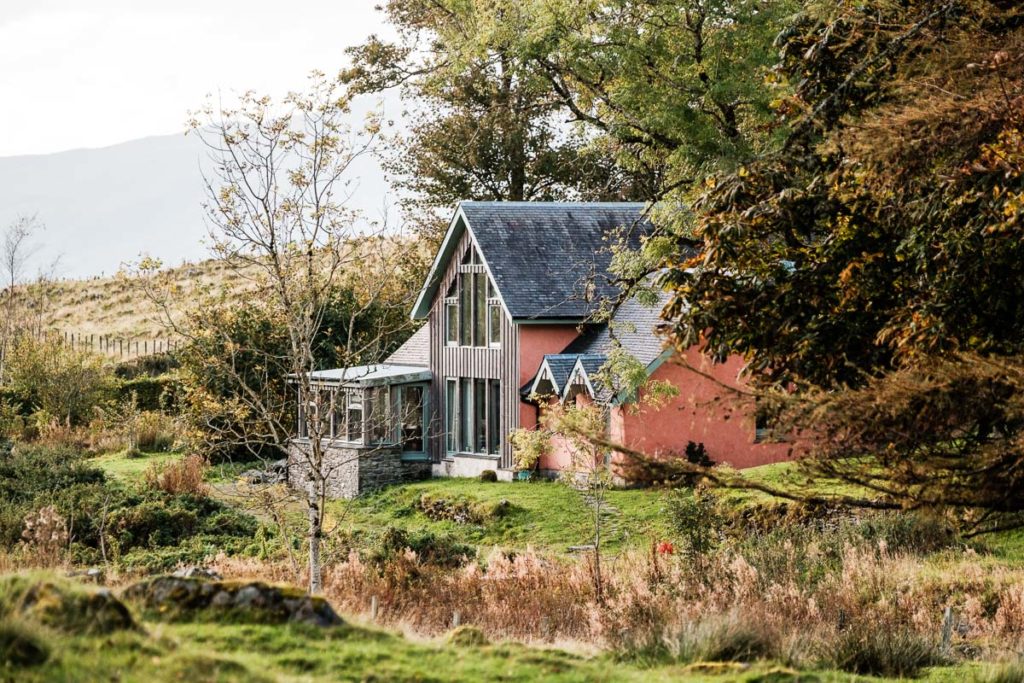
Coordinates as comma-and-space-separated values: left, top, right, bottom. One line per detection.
34, 330, 182, 360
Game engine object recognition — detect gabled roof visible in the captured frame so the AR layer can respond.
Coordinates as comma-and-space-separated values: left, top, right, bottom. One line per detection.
384, 325, 429, 367
522, 290, 673, 404
562, 291, 671, 368
412, 202, 653, 321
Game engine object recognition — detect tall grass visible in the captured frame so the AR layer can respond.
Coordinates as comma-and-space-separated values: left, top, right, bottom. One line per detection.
210, 515, 1024, 677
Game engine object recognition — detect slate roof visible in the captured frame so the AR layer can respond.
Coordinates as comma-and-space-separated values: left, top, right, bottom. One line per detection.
563, 290, 672, 367
412, 202, 653, 321
522, 291, 673, 403
538, 354, 579, 393
385, 325, 429, 367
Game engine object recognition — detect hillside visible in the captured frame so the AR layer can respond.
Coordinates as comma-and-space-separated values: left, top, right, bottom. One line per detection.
0, 132, 392, 280
30, 257, 252, 342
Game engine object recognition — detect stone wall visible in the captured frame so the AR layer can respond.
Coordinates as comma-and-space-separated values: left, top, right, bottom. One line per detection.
288, 440, 431, 500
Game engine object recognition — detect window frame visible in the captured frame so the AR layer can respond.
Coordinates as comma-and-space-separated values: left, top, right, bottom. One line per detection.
445, 377, 502, 458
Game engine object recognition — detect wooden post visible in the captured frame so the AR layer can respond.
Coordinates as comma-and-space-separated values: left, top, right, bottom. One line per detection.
370, 595, 378, 622
941, 606, 954, 655
452, 611, 461, 628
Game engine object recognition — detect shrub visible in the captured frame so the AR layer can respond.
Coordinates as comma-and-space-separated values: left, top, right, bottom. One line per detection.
116, 375, 180, 412
366, 527, 473, 570
666, 488, 722, 570
0, 618, 50, 668
826, 624, 944, 678
144, 455, 208, 496
416, 493, 511, 525
667, 612, 777, 664
479, 469, 498, 483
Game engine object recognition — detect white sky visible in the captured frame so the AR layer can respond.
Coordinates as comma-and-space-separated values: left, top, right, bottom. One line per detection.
0, 0, 392, 156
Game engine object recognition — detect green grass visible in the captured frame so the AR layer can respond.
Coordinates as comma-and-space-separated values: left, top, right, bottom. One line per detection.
9, 615, 966, 683
88, 450, 181, 482
328, 478, 673, 554
5, 614, 991, 682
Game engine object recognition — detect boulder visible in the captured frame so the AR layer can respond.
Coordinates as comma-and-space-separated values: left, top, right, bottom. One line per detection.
123, 576, 342, 627
14, 580, 137, 635
172, 566, 223, 581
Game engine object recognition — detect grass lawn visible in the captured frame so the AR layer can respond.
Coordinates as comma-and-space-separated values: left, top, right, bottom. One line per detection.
325, 477, 674, 555
88, 449, 182, 482
11, 614, 976, 683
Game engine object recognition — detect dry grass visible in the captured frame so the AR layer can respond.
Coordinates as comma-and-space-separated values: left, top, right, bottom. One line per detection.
143, 454, 208, 496
28, 258, 257, 340
209, 524, 1024, 676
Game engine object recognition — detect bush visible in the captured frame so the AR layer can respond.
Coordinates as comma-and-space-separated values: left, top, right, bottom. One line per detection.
116, 375, 180, 412
415, 493, 511, 525
366, 527, 473, 570
479, 469, 498, 483
826, 624, 944, 678
143, 455, 208, 496
0, 618, 50, 667
667, 612, 777, 664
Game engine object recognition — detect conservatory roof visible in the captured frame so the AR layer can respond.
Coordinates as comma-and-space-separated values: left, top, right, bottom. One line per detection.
306, 364, 432, 387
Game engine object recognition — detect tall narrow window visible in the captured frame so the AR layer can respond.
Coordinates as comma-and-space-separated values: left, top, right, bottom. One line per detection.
396, 385, 424, 453
473, 273, 487, 346
446, 380, 457, 454
346, 390, 363, 443
459, 274, 472, 345
487, 285, 501, 348
444, 280, 458, 346
461, 378, 473, 452
366, 387, 389, 444
474, 378, 486, 452
488, 380, 501, 454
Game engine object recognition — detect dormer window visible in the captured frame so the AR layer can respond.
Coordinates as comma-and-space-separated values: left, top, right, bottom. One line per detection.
447, 244, 501, 348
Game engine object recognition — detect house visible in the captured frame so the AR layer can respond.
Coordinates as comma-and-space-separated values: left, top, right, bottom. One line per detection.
288, 202, 793, 499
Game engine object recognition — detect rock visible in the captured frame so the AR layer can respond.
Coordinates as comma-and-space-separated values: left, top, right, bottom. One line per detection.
123, 576, 343, 627
66, 567, 105, 584
446, 625, 489, 647
17, 580, 137, 635
172, 566, 222, 581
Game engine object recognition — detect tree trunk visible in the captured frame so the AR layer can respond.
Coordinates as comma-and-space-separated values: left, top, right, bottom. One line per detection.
307, 491, 323, 594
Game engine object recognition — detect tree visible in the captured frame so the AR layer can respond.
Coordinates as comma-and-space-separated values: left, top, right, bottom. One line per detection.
665, 1, 1024, 389
511, 400, 613, 603
0, 215, 41, 383
343, 0, 653, 240
5, 334, 113, 427
165, 73, 417, 593
647, 1, 1024, 529
511, 0, 795, 213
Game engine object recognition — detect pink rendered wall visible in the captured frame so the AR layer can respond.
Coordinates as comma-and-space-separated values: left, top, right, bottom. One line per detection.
613, 349, 795, 470
517, 324, 580, 431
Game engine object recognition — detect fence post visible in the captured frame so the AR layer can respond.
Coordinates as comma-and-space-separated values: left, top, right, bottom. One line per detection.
370, 595, 378, 622
452, 611, 461, 628
941, 606, 954, 655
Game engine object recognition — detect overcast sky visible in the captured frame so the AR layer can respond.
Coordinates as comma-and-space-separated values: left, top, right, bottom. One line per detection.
0, 0, 392, 156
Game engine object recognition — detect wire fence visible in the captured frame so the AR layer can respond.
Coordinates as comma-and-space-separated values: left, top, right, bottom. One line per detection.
31, 330, 182, 359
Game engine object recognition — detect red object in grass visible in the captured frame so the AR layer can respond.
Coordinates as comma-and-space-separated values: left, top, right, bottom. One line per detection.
656, 541, 675, 555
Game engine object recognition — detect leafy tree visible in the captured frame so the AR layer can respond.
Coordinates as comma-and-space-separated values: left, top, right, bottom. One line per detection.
4, 335, 113, 427
666, 1, 1024, 389
649, 1, 1024, 530
343, 0, 654, 240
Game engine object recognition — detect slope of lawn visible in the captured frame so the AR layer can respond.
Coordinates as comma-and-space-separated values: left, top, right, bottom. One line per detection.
326, 477, 674, 554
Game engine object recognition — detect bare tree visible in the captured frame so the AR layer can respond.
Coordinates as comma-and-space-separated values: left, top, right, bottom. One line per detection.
0, 215, 41, 382
134, 73, 419, 593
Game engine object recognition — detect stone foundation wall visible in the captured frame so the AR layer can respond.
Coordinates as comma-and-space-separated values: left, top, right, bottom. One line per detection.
288, 440, 431, 500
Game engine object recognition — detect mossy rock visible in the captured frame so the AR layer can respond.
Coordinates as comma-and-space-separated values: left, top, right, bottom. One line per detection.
446, 625, 489, 647
0, 618, 50, 668
0, 576, 136, 636
123, 576, 342, 627
745, 667, 820, 683
683, 662, 749, 675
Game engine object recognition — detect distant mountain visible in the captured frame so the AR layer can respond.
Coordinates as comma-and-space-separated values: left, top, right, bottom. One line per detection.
0, 131, 392, 279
